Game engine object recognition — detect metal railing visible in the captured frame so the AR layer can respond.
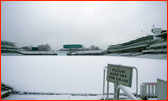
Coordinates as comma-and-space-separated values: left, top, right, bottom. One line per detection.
140, 83, 157, 100
102, 66, 107, 100
116, 84, 138, 100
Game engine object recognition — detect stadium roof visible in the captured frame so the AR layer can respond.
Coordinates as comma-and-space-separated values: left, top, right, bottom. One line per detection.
155, 31, 167, 37
119, 35, 153, 46
1, 40, 16, 45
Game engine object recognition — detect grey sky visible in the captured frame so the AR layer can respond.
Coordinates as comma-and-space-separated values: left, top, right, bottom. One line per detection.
1, 1, 167, 50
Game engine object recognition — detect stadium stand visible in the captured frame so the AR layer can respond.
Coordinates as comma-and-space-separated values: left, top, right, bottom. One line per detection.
107, 28, 167, 59
1, 41, 19, 53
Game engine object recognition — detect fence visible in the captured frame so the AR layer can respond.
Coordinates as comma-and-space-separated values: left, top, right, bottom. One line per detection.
140, 82, 157, 100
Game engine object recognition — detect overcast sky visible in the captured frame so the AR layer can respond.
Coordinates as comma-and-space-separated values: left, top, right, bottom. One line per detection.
1, 1, 167, 50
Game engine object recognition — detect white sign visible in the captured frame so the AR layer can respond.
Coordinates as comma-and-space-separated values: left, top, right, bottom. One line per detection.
107, 64, 133, 87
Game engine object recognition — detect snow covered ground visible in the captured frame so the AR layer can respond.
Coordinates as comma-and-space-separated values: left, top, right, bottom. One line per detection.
1, 94, 135, 100
1, 56, 167, 100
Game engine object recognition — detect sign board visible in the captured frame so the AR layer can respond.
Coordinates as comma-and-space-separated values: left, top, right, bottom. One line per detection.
63, 44, 82, 49
107, 64, 133, 87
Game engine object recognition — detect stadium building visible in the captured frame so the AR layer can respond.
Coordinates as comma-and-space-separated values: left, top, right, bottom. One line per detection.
1, 41, 19, 53
107, 28, 167, 58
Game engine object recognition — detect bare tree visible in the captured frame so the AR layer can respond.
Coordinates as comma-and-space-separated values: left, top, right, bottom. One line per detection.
90, 45, 99, 50
45, 44, 51, 51
38, 44, 51, 51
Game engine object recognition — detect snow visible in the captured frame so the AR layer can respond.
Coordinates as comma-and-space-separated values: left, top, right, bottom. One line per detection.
1, 94, 134, 100
1, 56, 167, 99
